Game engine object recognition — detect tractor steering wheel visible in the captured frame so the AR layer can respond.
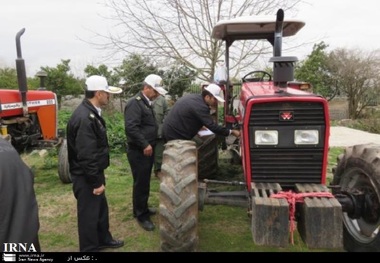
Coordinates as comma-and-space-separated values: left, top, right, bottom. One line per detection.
242, 70, 272, 82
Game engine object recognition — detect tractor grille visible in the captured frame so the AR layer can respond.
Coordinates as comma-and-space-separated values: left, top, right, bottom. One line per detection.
250, 148, 324, 189
248, 101, 326, 189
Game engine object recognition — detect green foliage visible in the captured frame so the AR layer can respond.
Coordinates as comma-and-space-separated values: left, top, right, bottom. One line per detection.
163, 65, 197, 100
58, 109, 73, 131
58, 109, 125, 152
84, 64, 120, 87
42, 149, 60, 170
84, 64, 113, 79
0, 68, 18, 88
186, 83, 202, 94
41, 60, 84, 104
0, 67, 45, 90
102, 111, 126, 152
295, 42, 336, 99
114, 53, 159, 98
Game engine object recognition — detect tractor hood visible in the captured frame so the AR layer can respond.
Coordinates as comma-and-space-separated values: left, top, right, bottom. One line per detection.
240, 81, 316, 100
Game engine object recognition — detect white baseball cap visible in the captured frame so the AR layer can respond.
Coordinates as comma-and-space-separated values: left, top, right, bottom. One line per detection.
144, 74, 168, 96
205, 83, 225, 102
85, 75, 122, 94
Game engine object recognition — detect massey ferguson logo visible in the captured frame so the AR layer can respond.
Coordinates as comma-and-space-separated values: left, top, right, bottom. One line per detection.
279, 111, 294, 121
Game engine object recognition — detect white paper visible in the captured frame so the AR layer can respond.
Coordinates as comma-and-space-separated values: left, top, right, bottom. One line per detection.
198, 128, 214, 137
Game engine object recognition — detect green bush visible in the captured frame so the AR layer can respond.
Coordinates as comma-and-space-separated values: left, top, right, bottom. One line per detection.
102, 111, 125, 152
58, 109, 126, 153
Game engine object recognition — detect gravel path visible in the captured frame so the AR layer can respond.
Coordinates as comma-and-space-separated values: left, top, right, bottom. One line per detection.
329, 126, 380, 147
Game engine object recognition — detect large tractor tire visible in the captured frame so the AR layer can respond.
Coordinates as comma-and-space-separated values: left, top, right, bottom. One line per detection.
58, 139, 72, 184
159, 140, 199, 252
332, 143, 380, 252
193, 134, 218, 180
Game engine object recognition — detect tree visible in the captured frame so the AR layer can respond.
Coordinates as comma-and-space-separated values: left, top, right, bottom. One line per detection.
0, 67, 42, 90
84, 64, 119, 85
295, 42, 338, 100
41, 59, 83, 108
163, 65, 197, 100
326, 48, 380, 119
0, 68, 18, 89
97, 0, 302, 82
84, 64, 113, 79
113, 53, 160, 97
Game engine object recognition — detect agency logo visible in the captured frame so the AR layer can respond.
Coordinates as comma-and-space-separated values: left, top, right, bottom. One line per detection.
2, 253, 16, 262
2, 243, 37, 252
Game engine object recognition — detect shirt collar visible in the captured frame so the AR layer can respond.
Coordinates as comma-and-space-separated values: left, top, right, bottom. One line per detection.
94, 106, 102, 116
142, 93, 152, 106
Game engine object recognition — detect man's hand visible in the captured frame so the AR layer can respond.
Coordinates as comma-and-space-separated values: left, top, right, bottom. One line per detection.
93, 184, 105, 196
231, 129, 241, 137
143, 144, 153, 157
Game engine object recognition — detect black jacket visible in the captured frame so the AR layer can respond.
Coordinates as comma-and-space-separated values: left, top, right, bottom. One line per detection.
0, 137, 40, 249
66, 99, 110, 188
124, 91, 158, 149
162, 93, 230, 141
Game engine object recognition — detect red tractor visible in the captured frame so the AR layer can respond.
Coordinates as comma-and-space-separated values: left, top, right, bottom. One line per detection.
0, 28, 70, 183
159, 9, 380, 252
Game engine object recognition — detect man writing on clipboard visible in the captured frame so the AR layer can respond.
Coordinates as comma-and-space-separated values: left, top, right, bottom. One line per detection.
162, 83, 240, 142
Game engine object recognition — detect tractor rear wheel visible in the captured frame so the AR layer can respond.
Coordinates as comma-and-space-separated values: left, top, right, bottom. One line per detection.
332, 143, 380, 252
193, 134, 218, 180
159, 140, 199, 252
58, 139, 72, 184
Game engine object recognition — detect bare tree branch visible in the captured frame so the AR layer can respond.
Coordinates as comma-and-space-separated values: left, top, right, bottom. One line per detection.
328, 48, 380, 119
93, 0, 302, 81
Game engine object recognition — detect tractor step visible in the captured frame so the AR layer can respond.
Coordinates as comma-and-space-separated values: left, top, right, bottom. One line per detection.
295, 183, 343, 249
251, 182, 289, 247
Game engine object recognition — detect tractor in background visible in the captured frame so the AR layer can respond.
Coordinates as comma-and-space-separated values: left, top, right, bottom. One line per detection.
159, 9, 380, 252
0, 28, 71, 183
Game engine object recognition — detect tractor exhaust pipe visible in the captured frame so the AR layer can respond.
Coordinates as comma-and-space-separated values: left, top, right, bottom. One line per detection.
273, 9, 284, 57
15, 28, 28, 117
270, 9, 298, 87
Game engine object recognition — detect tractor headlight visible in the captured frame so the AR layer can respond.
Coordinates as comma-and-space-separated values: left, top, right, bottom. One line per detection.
294, 130, 319, 145
255, 130, 278, 145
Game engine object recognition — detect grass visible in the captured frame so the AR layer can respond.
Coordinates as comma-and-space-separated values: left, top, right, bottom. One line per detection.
22, 146, 345, 252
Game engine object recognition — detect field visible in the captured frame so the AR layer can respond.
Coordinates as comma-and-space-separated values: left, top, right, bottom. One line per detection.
22, 147, 345, 252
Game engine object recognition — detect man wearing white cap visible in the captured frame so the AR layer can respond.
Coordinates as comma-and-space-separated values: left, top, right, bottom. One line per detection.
67, 75, 124, 252
124, 74, 168, 231
163, 83, 240, 141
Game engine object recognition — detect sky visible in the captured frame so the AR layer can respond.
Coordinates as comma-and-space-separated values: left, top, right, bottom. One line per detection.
0, 0, 379, 78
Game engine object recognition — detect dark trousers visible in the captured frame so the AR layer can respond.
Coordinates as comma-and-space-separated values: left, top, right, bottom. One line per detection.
153, 138, 165, 172
72, 175, 113, 252
127, 146, 154, 221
